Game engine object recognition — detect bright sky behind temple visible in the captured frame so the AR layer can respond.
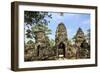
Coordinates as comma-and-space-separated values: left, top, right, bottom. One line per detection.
47, 12, 90, 40
25, 12, 90, 43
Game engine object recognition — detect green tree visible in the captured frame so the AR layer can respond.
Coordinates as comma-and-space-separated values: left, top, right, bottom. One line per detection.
49, 39, 55, 47
31, 23, 52, 38
87, 29, 90, 40
24, 11, 52, 38
85, 29, 90, 45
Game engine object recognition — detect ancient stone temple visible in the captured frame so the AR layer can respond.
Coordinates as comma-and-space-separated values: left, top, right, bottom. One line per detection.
25, 23, 90, 61
75, 27, 85, 47
55, 23, 68, 58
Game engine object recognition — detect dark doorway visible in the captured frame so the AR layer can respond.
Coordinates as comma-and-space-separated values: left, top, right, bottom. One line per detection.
37, 45, 40, 56
58, 42, 65, 57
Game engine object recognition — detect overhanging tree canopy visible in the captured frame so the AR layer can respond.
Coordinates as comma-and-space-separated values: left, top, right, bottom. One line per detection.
24, 11, 52, 38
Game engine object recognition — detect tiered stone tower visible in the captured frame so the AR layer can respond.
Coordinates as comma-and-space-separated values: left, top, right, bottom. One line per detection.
55, 23, 68, 58
75, 27, 85, 47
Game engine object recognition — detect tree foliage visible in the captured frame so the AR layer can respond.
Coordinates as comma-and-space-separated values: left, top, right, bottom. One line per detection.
86, 29, 90, 39
24, 11, 52, 38
49, 39, 55, 48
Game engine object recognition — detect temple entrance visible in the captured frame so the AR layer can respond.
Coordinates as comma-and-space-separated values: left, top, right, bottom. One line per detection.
58, 42, 65, 58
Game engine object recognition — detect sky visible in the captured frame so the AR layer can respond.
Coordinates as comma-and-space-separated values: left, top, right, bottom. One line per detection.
46, 12, 90, 40
24, 12, 90, 42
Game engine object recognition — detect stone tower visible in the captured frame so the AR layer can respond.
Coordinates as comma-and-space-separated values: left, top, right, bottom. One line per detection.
55, 23, 68, 58
34, 31, 48, 58
75, 27, 85, 47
